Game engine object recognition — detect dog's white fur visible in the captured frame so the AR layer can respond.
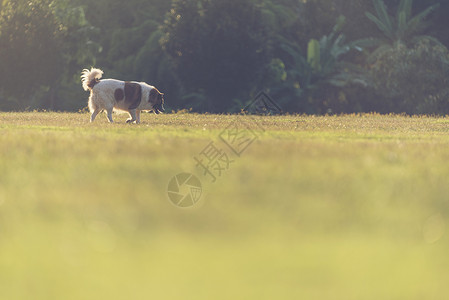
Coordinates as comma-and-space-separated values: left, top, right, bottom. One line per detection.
81, 68, 163, 123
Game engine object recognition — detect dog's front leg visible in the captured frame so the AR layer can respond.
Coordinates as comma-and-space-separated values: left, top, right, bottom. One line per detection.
126, 109, 137, 124
90, 109, 101, 122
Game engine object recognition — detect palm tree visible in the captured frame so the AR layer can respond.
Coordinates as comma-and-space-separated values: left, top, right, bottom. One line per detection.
277, 16, 369, 112
285, 16, 369, 86
365, 0, 449, 114
366, 0, 439, 45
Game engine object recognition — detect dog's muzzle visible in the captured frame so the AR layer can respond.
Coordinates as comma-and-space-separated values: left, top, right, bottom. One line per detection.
153, 103, 165, 114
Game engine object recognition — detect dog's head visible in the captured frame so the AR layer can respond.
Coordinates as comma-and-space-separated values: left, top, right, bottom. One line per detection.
149, 87, 165, 114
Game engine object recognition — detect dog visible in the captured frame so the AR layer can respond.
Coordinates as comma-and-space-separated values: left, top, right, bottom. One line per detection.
81, 68, 165, 123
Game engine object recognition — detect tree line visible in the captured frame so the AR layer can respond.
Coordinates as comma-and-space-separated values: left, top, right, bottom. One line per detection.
1, 0, 449, 114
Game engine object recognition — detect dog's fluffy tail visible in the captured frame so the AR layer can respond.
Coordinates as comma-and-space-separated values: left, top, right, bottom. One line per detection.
81, 68, 103, 91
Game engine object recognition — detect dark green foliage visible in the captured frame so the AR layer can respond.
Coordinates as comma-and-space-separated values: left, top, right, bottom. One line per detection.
161, 0, 272, 112
365, 0, 439, 44
362, 0, 448, 114
369, 38, 449, 114
1, 0, 449, 114
0, 0, 97, 110
271, 17, 370, 113
0, 0, 63, 108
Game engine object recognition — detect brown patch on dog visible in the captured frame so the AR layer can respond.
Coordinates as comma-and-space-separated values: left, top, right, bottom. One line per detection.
114, 88, 124, 101
124, 82, 142, 109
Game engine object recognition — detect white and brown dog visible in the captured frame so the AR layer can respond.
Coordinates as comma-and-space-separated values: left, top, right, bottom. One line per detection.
81, 68, 165, 123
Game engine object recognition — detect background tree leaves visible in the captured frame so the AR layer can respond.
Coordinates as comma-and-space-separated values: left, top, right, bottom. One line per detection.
1, 0, 449, 114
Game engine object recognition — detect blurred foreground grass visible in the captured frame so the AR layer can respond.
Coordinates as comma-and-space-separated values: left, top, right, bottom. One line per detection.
0, 112, 449, 299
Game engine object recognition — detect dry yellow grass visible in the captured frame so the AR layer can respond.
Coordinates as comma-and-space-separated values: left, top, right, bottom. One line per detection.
0, 112, 448, 299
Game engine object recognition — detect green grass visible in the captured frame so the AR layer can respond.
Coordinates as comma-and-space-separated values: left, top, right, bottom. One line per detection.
1, 112, 449, 299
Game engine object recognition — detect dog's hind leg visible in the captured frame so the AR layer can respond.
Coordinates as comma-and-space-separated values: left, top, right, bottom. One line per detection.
126, 109, 137, 124
106, 108, 114, 123
136, 110, 141, 124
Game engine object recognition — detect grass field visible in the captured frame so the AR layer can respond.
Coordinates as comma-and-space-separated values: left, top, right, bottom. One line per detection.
1, 111, 449, 299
